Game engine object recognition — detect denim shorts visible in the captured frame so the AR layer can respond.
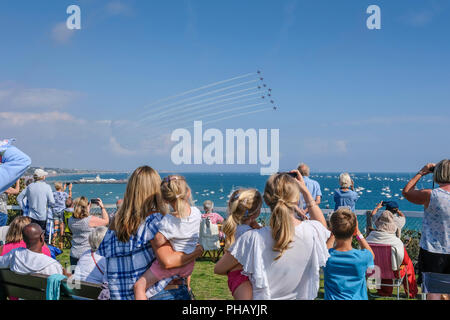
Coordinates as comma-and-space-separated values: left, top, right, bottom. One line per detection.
52, 210, 64, 222
149, 285, 192, 300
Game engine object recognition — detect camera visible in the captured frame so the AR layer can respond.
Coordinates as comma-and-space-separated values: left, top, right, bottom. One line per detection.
90, 198, 100, 205
430, 166, 435, 172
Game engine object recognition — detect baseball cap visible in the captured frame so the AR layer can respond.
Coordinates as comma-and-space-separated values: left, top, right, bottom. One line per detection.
34, 168, 48, 177
383, 201, 399, 211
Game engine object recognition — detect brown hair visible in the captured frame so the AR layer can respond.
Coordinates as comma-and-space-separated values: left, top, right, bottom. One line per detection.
263, 173, 300, 260
223, 188, 262, 249
5, 216, 31, 244
73, 196, 90, 219
65, 197, 73, 208
160, 175, 191, 219
114, 166, 166, 242
330, 208, 357, 240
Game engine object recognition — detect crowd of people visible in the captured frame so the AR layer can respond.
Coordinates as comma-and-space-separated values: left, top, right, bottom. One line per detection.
0, 140, 448, 300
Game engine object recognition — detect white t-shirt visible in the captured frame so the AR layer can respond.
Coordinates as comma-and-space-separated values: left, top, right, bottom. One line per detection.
0, 247, 63, 276
235, 224, 253, 240
158, 206, 201, 254
74, 249, 107, 284
230, 220, 331, 300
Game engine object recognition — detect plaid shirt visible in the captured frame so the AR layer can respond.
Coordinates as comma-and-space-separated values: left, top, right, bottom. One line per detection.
97, 213, 176, 300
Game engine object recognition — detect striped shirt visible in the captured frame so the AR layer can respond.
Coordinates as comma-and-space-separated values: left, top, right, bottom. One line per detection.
97, 213, 175, 300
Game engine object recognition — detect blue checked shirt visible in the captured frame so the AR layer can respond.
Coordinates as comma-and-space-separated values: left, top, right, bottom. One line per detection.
97, 213, 176, 300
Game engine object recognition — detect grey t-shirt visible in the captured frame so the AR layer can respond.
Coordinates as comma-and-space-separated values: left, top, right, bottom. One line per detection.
68, 216, 93, 259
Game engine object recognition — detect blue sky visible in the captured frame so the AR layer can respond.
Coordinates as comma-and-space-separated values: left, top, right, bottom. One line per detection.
0, 0, 449, 173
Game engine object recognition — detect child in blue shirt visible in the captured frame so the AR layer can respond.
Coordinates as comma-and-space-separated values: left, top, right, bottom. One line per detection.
324, 208, 375, 300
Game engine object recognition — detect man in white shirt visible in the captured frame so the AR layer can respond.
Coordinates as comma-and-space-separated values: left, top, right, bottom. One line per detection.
0, 223, 63, 276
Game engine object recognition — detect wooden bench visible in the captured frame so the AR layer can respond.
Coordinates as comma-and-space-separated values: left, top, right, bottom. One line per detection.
0, 269, 103, 300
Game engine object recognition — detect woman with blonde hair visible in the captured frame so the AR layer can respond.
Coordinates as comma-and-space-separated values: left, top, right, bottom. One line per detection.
402, 160, 450, 300
220, 188, 262, 300
0, 216, 51, 257
134, 175, 202, 300
68, 196, 109, 267
215, 171, 330, 300
97, 168, 203, 300
334, 172, 359, 212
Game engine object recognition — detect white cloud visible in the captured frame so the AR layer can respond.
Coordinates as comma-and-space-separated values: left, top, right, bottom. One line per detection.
0, 85, 79, 111
325, 115, 450, 127
0, 111, 83, 126
51, 22, 75, 44
301, 138, 348, 155
109, 137, 138, 156
106, 1, 133, 16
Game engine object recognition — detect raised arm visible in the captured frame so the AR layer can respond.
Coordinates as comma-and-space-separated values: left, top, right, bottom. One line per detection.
89, 199, 109, 227
291, 170, 327, 228
402, 164, 434, 207
371, 201, 383, 217
5, 180, 20, 195
0, 145, 31, 194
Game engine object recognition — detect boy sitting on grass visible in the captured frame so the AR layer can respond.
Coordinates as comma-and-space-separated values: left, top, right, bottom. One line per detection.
324, 208, 375, 300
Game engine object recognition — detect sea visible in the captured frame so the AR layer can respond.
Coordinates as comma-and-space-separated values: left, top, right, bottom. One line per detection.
46, 172, 431, 232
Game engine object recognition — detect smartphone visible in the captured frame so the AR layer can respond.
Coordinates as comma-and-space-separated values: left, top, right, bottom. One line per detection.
90, 199, 99, 205
278, 172, 297, 178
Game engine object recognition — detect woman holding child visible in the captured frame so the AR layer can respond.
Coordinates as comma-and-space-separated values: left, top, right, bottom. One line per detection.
97, 167, 203, 300
214, 171, 330, 300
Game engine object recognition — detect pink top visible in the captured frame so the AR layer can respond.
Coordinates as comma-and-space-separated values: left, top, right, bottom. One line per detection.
1, 240, 52, 257
202, 212, 224, 225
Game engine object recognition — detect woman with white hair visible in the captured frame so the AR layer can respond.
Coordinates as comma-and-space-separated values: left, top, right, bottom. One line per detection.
403, 160, 450, 300
202, 200, 224, 225
333, 173, 359, 212
74, 226, 108, 284
366, 210, 418, 298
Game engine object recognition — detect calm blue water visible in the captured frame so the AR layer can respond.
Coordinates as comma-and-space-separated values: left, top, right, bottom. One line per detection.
47, 172, 430, 231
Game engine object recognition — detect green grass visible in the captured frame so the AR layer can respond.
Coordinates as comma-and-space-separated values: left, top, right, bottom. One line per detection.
55, 249, 420, 300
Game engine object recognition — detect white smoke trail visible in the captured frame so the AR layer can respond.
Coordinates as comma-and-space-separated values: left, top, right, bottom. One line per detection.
137, 79, 260, 121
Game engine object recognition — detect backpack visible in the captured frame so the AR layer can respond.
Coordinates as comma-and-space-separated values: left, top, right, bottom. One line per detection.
199, 217, 221, 251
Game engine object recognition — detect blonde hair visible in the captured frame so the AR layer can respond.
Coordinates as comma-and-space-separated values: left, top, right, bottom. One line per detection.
114, 166, 167, 242
339, 172, 352, 188
160, 175, 192, 219
73, 196, 90, 219
5, 216, 31, 244
263, 173, 300, 260
434, 159, 450, 184
54, 182, 63, 191
223, 188, 262, 249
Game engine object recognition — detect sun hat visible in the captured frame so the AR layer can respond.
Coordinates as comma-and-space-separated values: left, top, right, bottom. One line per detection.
34, 168, 48, 178
375, 210, 397, 234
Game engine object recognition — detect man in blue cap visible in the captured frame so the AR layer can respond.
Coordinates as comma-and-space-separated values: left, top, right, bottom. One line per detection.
370, 200, 406, 237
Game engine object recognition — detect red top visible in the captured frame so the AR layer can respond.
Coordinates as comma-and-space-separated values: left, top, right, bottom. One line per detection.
1, 240, 52, 257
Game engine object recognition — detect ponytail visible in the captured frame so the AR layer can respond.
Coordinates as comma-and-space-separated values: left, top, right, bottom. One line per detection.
264, 173, 300, 260
223, 188, 262, 249
160, 175, 192, 218
223, 215, 238, 250
270, 199, 295, 260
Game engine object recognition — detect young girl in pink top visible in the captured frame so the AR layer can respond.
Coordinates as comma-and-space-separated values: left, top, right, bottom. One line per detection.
222, 188, 262, 300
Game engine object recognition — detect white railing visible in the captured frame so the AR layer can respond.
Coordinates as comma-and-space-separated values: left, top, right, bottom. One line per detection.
7, 205, 424, 218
